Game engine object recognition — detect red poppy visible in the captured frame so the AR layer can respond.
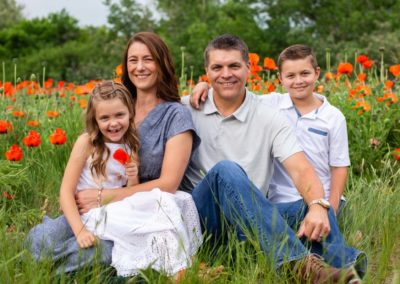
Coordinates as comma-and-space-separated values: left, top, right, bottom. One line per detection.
362, 60, 374, 69
385, 80, 394, 89
357, 73, 367, 82
115, 64, 123, 77
263, 57, 277, 70
0, 120, 13, 134
49, 128, 67, 145
113, 148, 130, 165
199, 75, 209, 83
23, 130, 41, 147
47, 110, 60, 118
356, 55, 368, 63
5, 144, 23, 161
79, 99, 88, 109
394, 148, 400, 161
12, 111, 26, 117
389, 64, 400, 77
337, 63, 353, 75
2, 191, 15, 200
27, 120, 40, 127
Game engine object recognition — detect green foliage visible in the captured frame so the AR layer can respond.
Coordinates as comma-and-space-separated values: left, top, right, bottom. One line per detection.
0, 0, 24, 30
104, 0, 157, 40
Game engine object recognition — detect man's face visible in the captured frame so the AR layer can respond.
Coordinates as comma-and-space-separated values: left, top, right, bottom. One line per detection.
205, 49, 250, 103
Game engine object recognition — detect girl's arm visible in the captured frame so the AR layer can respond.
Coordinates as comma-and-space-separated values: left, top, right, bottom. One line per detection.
76, 131, 193, 213
329, 166, 348, 215
60, 133, 97, 248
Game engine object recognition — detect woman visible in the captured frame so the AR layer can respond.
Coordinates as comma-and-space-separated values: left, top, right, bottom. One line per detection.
26, 32, 201, 276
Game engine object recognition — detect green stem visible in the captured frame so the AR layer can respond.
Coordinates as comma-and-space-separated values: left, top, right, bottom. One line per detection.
42, 65, 46, 90
325, 48, 331, 73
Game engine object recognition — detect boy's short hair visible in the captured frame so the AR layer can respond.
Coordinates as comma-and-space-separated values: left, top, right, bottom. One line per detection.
204, 34, 249, 67
278, 44, 318, 71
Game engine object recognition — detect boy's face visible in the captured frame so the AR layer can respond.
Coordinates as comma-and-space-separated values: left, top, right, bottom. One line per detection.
278, 57, 320, 100
205, 49, 250, 103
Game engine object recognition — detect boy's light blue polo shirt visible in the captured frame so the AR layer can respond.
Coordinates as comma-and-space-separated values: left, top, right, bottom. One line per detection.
181, 89, 302, 195
260, 93, 350, 203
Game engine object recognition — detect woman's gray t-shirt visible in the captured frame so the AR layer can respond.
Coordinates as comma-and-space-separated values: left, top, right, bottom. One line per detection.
138, 101, 200, 183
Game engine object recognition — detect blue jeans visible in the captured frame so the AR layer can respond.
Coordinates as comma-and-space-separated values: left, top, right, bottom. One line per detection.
192, 161, 367, 276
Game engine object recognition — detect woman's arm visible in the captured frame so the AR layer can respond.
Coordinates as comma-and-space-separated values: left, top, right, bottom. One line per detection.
329, 166, 348, 215
60, 134, 97, 248
76, 131, 193, 213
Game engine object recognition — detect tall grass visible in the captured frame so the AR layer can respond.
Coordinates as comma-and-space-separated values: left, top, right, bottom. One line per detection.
1, 64, 399, 282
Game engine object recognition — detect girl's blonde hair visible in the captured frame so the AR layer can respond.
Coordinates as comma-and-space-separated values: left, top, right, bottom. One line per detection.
86, 80, 139, 179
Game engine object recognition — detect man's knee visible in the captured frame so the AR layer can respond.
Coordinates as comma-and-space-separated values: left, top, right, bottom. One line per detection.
209, 160, 245, 179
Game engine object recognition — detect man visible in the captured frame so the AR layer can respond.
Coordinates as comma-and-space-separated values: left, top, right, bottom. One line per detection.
180, 34, 365, 283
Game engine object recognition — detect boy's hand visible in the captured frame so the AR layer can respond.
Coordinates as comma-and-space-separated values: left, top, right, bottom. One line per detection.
77, 228, 97, 249
190, 82, 209, 109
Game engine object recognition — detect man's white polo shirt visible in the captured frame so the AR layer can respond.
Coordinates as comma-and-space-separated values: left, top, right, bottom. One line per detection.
181, 89, 302, 195
260, 93, 350, 203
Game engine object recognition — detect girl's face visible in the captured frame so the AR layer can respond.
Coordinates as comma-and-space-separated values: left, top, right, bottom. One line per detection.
95, 97, 130, 143
127, 41, 158, 93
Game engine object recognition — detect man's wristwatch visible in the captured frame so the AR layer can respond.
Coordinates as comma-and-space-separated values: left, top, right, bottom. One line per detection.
308, 198, 331, 209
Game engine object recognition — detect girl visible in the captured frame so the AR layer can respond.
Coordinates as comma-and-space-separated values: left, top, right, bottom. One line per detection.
27, 79, 202, 277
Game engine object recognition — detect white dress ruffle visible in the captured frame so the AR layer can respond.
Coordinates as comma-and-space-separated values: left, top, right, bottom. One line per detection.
81, 188, 202, 276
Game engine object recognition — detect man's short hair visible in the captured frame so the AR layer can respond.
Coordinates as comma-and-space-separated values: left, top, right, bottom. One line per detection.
204, 34, 249, 67
278, 44, 318, 71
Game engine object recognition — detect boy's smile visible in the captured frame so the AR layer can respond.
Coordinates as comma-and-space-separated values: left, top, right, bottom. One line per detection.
279, 57, 320, 101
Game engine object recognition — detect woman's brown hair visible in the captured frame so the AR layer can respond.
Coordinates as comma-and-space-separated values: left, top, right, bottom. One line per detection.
121, 32, 180, 104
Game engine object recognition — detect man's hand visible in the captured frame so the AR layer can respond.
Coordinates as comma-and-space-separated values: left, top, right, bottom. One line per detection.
190, 82, 209, 109
75, 189, 98, 214
76, 228, 98, 248
297, 205, 330, 242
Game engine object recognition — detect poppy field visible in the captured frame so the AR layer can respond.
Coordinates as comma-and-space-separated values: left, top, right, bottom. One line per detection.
0, 54, 399, 283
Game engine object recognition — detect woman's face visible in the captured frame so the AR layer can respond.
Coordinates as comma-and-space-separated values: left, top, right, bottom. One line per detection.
127, 41, 158, 94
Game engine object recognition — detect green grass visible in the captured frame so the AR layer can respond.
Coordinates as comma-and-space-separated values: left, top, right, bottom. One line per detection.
1, 77, 399, 282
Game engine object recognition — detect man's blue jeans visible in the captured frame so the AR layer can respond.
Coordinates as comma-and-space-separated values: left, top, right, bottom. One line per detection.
192, 161, 367, 276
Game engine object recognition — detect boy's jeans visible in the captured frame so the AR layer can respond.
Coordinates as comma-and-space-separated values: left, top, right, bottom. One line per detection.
192, 160, 367, 276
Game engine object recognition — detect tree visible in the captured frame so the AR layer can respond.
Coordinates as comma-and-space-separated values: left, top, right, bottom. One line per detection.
104, 0, 156, 40
0, 0, 24, 30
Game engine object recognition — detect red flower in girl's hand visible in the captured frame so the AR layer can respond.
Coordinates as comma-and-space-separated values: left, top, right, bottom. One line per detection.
113, 148, 130, 165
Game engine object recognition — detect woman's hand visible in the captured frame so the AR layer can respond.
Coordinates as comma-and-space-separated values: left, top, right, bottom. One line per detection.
76, 228, 98, 248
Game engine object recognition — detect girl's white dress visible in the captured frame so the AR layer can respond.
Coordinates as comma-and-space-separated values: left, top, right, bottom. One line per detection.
79, 143, 202, 276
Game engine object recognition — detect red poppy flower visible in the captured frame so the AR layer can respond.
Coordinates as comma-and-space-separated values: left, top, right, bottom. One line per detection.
27, 120, 40, 127
0, 120, 13, 134
362, 60, 374, 69
115, 64, 123, 77
389, 64, 400, 77
79, 99, 88, 109
12, 110, 26, 117
356, 55, 368, 63
337, 63, 353, 75
2, 191, 15, 200
263, 57, 277, 70
394, 148, 400, 161
23, 130, 41, 147
5, 144, 23, 161
47, 110, 60, 118
113, 148, 130, 165
385, 80, 394, 89
357, 73, 366, 82
49, 128, 67, 145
